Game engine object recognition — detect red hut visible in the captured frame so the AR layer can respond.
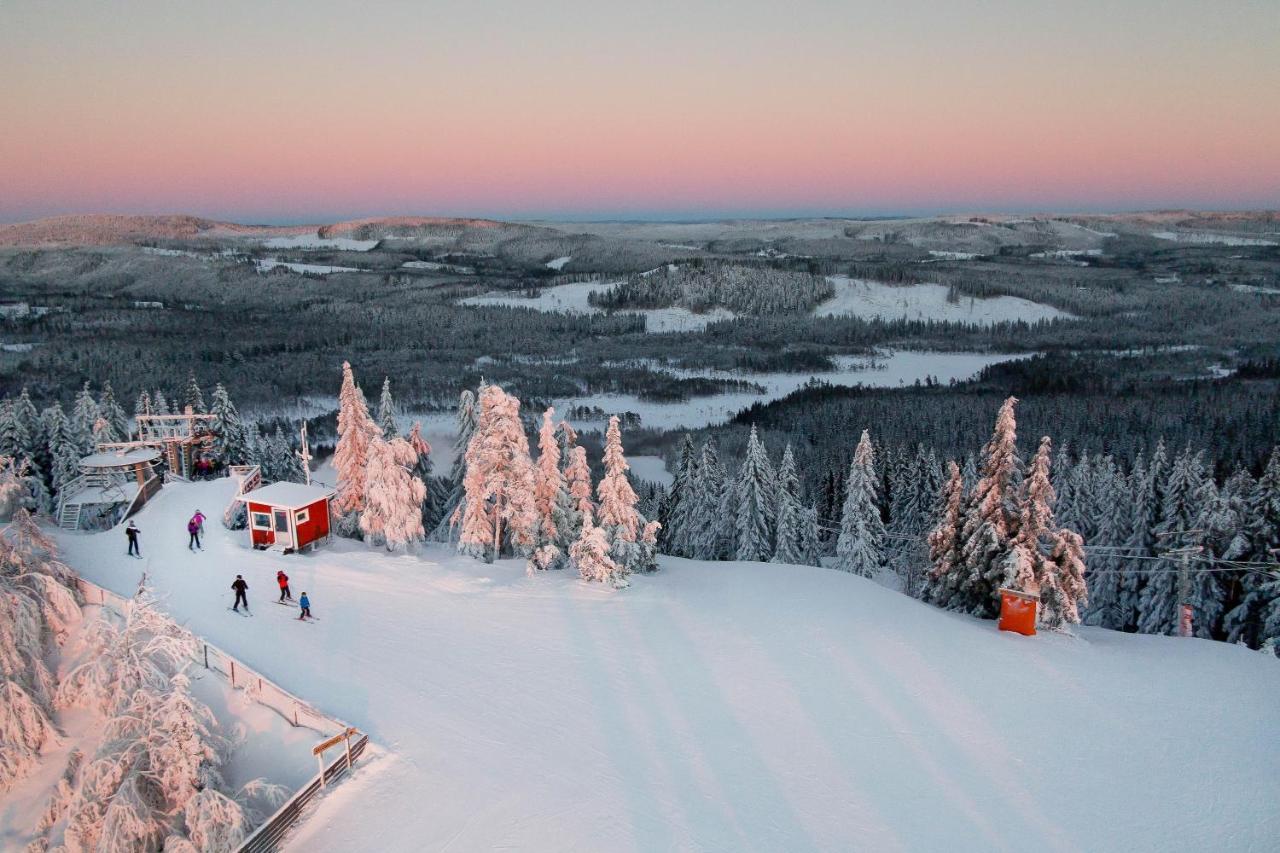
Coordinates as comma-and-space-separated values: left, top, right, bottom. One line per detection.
237, 482, 335, 553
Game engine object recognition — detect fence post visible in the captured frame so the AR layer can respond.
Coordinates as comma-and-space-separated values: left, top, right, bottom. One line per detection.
230, 660, 236, 687
293, 704, 299, 727
317, 753, 327, 788
345, 731, 354, 770
203, 644, 209, 669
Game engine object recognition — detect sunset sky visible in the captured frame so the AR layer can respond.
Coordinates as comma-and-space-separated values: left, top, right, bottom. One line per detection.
2, 0, 1278, 222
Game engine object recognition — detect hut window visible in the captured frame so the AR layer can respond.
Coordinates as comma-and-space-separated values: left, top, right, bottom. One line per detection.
251, 512, 272, 530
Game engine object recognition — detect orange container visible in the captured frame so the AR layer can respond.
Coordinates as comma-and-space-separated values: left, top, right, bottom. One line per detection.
998, 588, 1037, 636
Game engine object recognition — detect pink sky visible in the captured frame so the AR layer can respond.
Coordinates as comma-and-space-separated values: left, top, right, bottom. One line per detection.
2, 0, 1278, 221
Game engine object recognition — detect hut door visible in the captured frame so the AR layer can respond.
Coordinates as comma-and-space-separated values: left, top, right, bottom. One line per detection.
273, 509, 294, 548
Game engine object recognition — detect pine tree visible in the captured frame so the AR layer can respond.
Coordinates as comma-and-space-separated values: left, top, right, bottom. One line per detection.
925, 461, 967, 606
1082, 459, 1129, 629
530, 408, 569, 571
183, 371, 206, 414
564, 445, 595, 531
333, 361, 380, 524
570, 507, 626, 587
377, 377, 398, 440
1138, 447, 1207, 635
659, 434, 697, 554
735, 425, 776, 562
406, 422, 438, 533
597, 416, 656, 574
134, 390, 152, 424
834, 430, 885, 578
1224, 449, 1280, 647
208, 384, 251, 468
690, 439, 730, 560
1012, 437, 1088, 630
453, 385, 537, 562
12, 388, 44, 464
953, 397, 1024, 617
153, 389, 171, 415
431, 389, 477, 542
71, 382, 100, 455
97, 383, 128, 444
360, 436, 427, 551
771, 444, 807, 565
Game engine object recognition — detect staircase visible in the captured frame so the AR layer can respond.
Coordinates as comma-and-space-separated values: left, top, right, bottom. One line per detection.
58, 502, 82, 531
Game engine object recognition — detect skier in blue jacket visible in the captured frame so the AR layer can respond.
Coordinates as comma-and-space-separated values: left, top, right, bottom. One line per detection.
298, 592, 312, 620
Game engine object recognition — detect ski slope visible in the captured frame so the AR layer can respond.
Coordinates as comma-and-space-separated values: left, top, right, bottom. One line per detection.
51, 479, 1280, 852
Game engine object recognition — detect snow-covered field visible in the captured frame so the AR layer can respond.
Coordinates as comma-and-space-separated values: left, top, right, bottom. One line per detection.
263, 234, 379, 251
255, 259, 362, 275
545, 255, 572, 270
460, 281, 735, 332
626, 454, 673, 486
557, 351, 1032, 430
50, 479, 1280, 852
1151, 231, 1278, 247
816, 277, 1071, 325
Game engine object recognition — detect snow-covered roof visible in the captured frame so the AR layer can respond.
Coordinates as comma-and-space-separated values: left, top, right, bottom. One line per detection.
237, 481, 334, 510
79, 447, 161, 470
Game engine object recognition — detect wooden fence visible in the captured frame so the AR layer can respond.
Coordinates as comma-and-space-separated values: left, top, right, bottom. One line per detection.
74, 576, 372, 852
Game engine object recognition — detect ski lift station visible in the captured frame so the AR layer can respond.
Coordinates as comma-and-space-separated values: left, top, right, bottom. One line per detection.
237, 481, 335, 553
57, 409, 216, 530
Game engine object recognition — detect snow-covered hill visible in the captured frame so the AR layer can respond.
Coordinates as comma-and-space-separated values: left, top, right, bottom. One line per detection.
52, 479, 1280, 852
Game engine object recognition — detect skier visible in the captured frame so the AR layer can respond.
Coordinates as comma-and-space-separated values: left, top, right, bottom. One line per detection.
187, 515, 202, 550
277, 570, 292, 602
125, 521, 141, 557
193, 508, 206, 533
231, 574, 249, 612
298, 591, 312, 620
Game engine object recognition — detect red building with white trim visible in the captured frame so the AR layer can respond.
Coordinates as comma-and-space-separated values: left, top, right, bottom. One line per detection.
237, 482, 335, 553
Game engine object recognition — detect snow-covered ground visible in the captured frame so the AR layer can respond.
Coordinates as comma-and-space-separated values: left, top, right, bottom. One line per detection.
460, 281, 735, 332
1151, 231, 1278, 247
263, 234, 379, 251
255, 259, 362, 275
49, 479, 1280, 852
0, 600, 318, 850
815, 277, 1071, 325
545, 256, 572, 270
626, 454, 673, 486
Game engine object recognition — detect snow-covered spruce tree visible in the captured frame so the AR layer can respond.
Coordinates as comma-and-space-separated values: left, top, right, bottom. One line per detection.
1137, 447, 1208, 635
597, 415, 658, 573
1118, 444, 1163, 631
834, 430, 886, 578
70, 382, 101, 456
12, 387, 43, 457
183, 370, 206, 414
570, 506, 628, 588
949, 397, 1024, 618
1011, 437, 1088, 630
430, 388, 478, 542
924, 461, 967, 606
406, 422, 439, 533
529, 408, 571, 572
554, 419, 579, 471
360, 435, 427, 551
153, 389, 171, 415
690, 439, 731, 560
771, 444, 808, 565
0, 400, 29, 462
209, 383, 252, 468
98, 383, 130, 446
1082, 459, 1130, 629
1224, 449, 1280, 647
134, 389, 152, 422
48, 410, 83, 501
658, 433, 697, 556
333, 361, 381, 536
735, 425, 776, 562
1185, 471, 1235, 638
453, 385, 537, 563
377, 377, 399, 440
564, 443, 595, 535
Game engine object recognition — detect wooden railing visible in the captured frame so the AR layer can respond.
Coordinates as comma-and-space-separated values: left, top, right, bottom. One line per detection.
74, 576, 374, 852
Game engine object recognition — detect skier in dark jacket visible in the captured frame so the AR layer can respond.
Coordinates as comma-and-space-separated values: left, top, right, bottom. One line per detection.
298, 592, 311, 620
125, 521, 140, 557
277, 570, 292, 602
188, 516, 202, 550
231, 575, 249, 612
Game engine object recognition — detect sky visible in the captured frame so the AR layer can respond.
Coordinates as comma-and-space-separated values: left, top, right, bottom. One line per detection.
1, 0, 1278, 223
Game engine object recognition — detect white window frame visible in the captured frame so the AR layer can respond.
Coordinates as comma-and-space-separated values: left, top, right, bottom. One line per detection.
251, 511, 272, 530
295, 507, 310, 525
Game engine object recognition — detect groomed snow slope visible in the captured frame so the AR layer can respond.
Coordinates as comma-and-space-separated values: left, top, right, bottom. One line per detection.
53, 479, 1280, 852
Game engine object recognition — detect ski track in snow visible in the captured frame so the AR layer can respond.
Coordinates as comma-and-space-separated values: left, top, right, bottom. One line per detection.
48, 479, 1280, 853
